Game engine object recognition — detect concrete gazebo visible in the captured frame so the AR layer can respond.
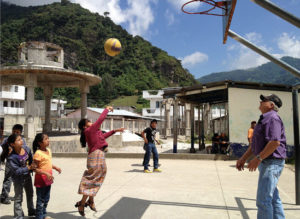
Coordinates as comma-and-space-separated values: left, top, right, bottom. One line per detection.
0, 41, 101, 139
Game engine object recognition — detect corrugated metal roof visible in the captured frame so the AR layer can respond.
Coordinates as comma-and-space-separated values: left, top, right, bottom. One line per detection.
87, 107, 161, 120
88, 107, 142, 118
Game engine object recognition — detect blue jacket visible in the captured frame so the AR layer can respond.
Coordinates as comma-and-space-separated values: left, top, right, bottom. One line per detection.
7, 145, 33, 180
1, 137, 27, 162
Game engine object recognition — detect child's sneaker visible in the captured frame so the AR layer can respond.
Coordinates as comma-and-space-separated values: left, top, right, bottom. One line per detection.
144, 169, 152, 173
153, 168, 162, 172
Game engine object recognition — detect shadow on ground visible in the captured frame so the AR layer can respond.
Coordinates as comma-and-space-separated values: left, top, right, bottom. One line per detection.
0, 211, 81, 219
131, 164, 144, 167
125, 169, 145, 173
99, 196, 300, 219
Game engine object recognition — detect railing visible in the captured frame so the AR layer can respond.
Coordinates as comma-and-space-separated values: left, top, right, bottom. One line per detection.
0, 91, 25, 100
142, 108, 163, 117
142, 90, 164, 99
3, 107, 24, 115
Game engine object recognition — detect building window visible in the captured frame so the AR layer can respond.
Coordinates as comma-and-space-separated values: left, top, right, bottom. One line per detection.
156, 101, 160, 108
15, 86, 18, 92
16, 102, 19, 108
11, 101, 14, 108
3, 101, 8, 107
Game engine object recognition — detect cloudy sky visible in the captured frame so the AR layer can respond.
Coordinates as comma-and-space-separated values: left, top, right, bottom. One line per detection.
4, 0, 300, 78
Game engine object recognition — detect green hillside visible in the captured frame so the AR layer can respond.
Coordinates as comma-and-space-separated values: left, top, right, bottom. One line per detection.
0, 1, 197, 108
198, 56, 300, 85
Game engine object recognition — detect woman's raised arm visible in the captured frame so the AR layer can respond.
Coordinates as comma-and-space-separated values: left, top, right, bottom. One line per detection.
90, 106, 113, 131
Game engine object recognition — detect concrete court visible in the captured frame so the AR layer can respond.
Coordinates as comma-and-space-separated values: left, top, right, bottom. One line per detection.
0, 158, 299, 219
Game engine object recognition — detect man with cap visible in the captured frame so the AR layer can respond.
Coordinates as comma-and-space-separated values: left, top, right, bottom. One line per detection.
141, 119, 162, 173
236, 94, 286, 219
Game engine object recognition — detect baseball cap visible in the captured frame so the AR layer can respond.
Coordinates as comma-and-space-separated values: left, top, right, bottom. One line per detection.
260, 94, 282, 108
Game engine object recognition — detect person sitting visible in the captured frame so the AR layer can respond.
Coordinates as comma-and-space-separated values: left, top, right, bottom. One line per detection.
219, 133, 229, 154
211, 133, 219, 154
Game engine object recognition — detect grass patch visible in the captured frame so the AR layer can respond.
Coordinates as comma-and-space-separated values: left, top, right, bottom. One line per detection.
109, 95, 150, 113
110, 96, 139, 106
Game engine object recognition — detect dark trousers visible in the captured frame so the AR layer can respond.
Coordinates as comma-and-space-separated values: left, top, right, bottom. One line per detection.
144, 143, 159, 170
36, 186, 51, 219
212, 143, 219, 154
1, 162, 12, 201
13, 174, 35, 219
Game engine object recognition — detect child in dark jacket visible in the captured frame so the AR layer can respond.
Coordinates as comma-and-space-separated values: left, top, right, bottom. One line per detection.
6, 134, 36, 218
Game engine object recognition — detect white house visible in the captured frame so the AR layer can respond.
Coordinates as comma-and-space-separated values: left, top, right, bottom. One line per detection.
34, 98, 67, 117
142, 90, 164, 118
0, 85, 25, 116
142, 89, 224, 120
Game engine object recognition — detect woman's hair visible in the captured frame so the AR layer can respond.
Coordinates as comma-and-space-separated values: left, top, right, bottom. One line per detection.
33, 133, 46, 154
0, 134, 20, 163
78, 119, 89, 148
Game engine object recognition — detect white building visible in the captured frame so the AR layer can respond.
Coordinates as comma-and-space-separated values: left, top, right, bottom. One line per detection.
0, 85, 25, 116
142, 90, 224, 120
34, 99, 67, 117
142, 90, 164, 118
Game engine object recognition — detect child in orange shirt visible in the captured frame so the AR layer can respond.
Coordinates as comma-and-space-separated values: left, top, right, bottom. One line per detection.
33, 133, 61, 219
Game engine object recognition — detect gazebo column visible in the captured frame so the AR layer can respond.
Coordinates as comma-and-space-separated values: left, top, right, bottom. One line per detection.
185, 103, 191, 138
24, 74, 37, 139
165, 100, 171, 137
80, 82, 89, 119
110, 118, 114, 130
43, 86, 53, 133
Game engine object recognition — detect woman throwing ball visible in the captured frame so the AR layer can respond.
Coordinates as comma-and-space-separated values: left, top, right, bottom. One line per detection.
76, 106, 124, 216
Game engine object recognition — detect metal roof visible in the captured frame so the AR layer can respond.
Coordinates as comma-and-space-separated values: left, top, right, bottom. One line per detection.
88, 108, 159, 120
163, 80, 293, 98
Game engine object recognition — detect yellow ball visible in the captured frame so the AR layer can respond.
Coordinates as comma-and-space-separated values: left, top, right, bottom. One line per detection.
104, 38, 122, 57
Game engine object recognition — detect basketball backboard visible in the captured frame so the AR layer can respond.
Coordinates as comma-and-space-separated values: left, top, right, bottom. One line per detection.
181, 0, 237, 44
222, 0, 237, 44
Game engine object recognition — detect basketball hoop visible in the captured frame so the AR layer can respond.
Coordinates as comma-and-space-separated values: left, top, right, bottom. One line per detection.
181, 0, 227, 16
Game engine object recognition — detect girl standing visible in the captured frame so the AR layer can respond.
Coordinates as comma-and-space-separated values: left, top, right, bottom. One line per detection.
76, 106, 124, 216
33, 133, 61, 219
6, 134, 36, 218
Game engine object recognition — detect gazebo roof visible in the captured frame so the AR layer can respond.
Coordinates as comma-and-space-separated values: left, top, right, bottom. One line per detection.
0, 65, 101, 87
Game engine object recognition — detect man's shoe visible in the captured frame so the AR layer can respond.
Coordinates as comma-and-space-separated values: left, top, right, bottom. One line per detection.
0, 199, 11, 204
144, 169, 152, 173
28, 210, 36, 217
153, 168, 162, 172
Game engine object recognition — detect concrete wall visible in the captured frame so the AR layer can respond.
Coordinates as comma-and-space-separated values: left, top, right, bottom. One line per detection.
46, 134, 122, 153
228, 87, 300, 145
2, 115, 42, 135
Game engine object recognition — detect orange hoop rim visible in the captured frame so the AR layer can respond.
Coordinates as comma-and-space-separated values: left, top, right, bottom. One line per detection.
181, 0, 227, 16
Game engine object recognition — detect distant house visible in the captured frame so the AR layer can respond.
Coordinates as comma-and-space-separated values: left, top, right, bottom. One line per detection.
142, 89, 224, 119
142, 90, 164, 118
0, 85, 26, 130
34, 99, 67, 117
0, 84, 67, 132
0, 85, 25, 116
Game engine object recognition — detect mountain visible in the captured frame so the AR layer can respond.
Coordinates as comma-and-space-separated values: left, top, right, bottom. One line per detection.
198, 57, 300, 85
0, 1, 197, 108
